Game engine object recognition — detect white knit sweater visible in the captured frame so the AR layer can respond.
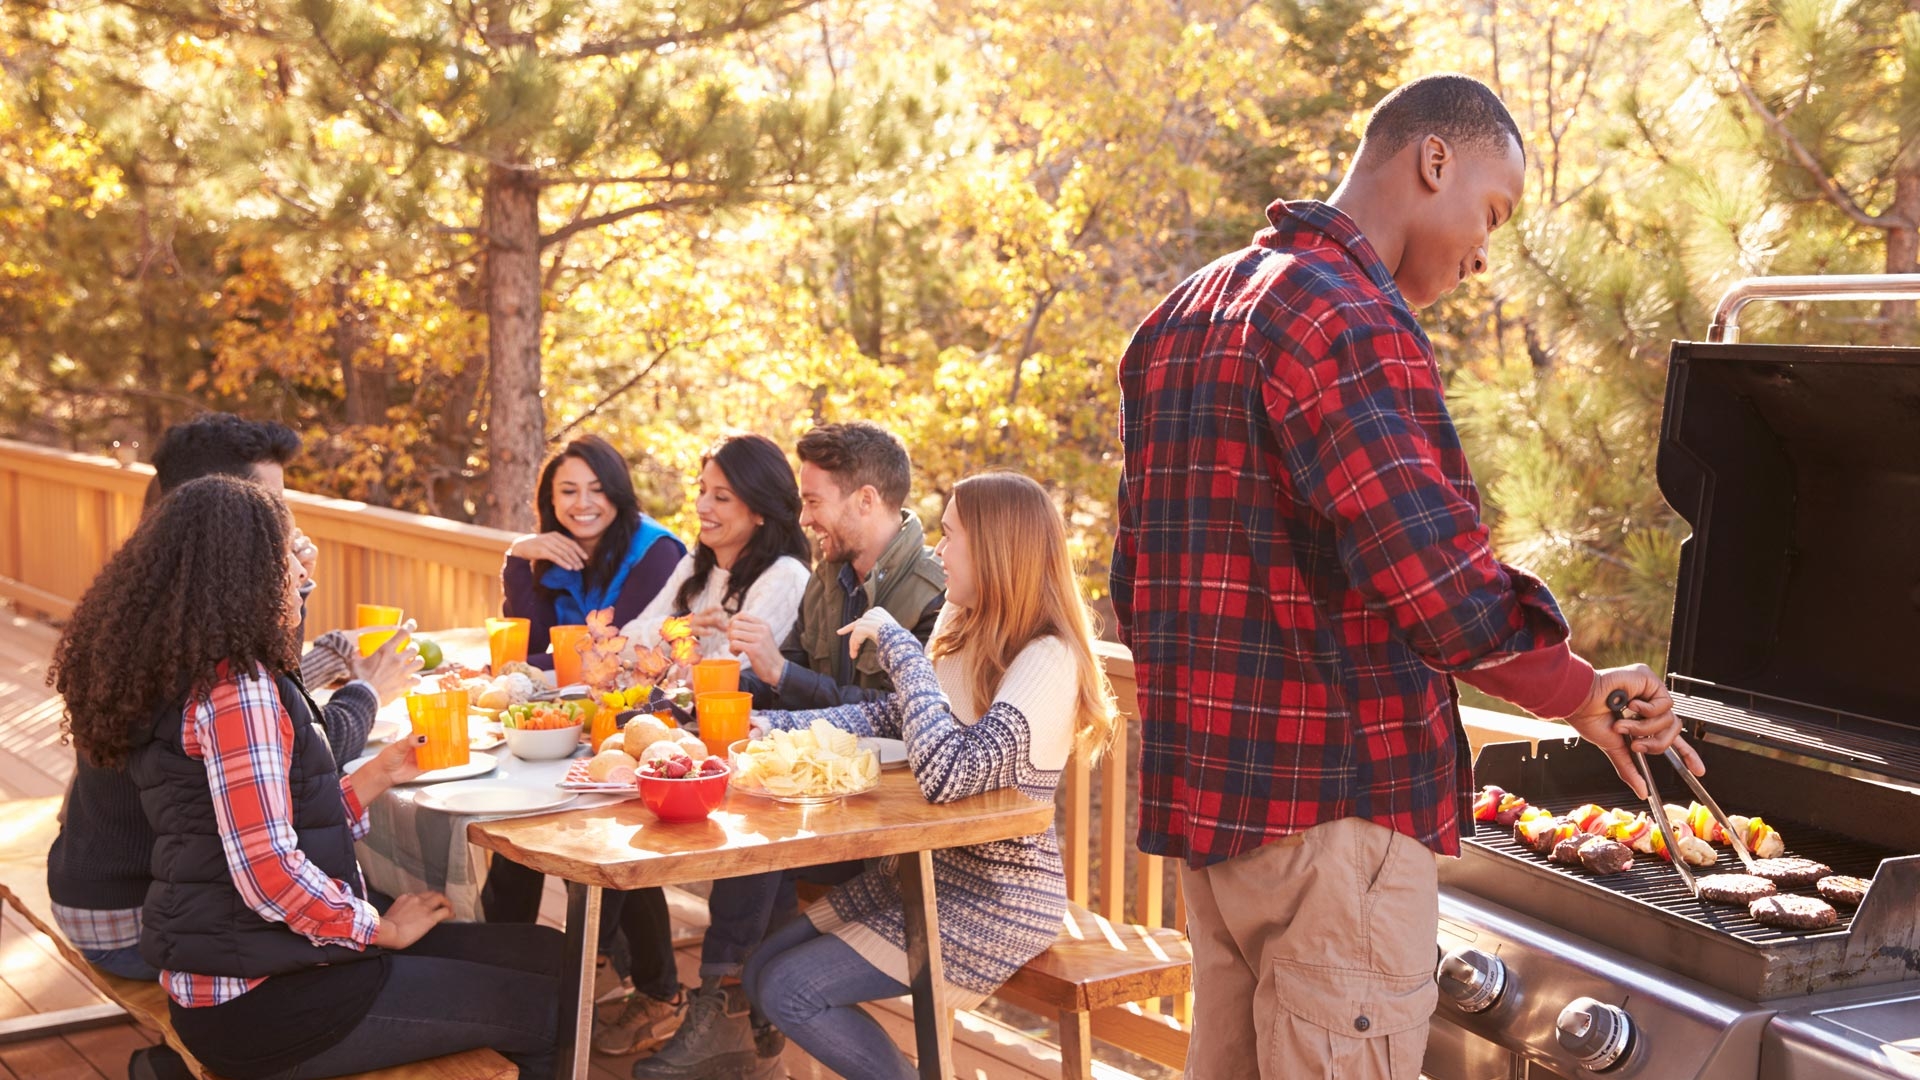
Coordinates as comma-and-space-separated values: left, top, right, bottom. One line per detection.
620, 554, 810, 661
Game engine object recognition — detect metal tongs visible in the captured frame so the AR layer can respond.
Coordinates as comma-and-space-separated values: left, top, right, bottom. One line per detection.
1606, 690, 1757, 897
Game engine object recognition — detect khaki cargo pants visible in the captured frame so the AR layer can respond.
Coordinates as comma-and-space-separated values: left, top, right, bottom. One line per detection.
1180, 817, 1438, 1080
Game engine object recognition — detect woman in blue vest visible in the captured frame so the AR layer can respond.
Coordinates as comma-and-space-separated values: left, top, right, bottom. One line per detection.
500, 433, 685, 671
490, 434, 685, 1012
51, 476, 562, 1080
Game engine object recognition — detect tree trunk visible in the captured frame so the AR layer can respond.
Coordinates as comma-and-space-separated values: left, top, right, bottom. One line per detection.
480, 163, 544, 531
1882, 163, 1920, 341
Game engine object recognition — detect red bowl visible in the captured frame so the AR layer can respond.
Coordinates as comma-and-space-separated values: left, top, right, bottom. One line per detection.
636, 763, 731, 823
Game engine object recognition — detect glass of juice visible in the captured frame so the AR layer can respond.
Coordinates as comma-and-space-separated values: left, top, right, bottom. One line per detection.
695, 691, 752, 760
406, 688, 471, 772
549, 624, 590, 688
691, 658, 741, 698
485, 617, 531, 673
355, 604, 404, 657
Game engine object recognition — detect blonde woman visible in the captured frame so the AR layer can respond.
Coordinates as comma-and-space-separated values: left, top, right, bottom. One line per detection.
741, 471, 1114, 1080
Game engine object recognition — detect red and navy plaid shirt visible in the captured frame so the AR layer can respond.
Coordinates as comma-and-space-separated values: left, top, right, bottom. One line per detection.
1113, 200, 1580, 867
165, 665, 379, 1006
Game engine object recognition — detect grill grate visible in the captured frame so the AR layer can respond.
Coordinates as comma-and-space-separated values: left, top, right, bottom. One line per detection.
1463, 789, 1902, 945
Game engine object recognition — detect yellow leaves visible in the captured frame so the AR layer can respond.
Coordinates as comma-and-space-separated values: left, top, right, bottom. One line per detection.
315, 116, 372, 152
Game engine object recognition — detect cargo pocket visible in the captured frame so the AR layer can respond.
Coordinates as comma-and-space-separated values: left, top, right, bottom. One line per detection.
1270, 959, 1435, 1080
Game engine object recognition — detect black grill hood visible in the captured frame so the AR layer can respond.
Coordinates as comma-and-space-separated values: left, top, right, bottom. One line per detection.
1657, 339, 1920, 780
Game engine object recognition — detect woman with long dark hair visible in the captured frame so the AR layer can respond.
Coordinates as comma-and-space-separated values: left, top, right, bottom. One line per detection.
621, 433, 812, 659
501, 434, 685, 670
588, 434, 812, 1057
52, 476, 561, 1080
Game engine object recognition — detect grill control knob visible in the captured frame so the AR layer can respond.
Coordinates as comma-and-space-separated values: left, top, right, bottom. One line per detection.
1436, 948, 1508, 1013
1556, 996, 1633, 1071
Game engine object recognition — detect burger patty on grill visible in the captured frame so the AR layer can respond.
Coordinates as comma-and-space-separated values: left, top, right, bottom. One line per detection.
1749, 858, 1833, 889
1697, 874, 1777, 905
1748, 894, 1839, 931
1816, 875, 1870, 907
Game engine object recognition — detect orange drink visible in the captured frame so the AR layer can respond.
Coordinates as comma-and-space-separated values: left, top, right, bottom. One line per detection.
695, 691, 752, 759
355, 603, 404, 657
407, 688, 471, 772
485, 617, 531, 673
691, 658, 741, 698
549, 624, 590, 688
589, 698, 621, 751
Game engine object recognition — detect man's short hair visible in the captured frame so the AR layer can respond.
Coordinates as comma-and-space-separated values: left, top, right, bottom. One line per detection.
795, 421, 912, 509
1359, 73, 1523, 164
152, 413, 302, 496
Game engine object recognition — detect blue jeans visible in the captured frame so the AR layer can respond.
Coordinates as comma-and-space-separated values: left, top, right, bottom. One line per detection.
702, 862, 864, 978
742, 916, 916, 1080
263, 921, 562, 1080
485, 856, 676, 1000
81, 944, 159, 982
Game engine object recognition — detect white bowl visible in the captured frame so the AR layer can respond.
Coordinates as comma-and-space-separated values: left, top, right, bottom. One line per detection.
503, 723, 584, 761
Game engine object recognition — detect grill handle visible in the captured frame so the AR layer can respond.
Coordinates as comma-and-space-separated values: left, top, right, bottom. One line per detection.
1708, 274, 1920, 343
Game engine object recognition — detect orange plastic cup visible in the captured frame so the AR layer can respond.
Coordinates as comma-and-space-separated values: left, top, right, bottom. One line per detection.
550, 624, 590, 688
406, 688, 471, 772
691, 658, 741, 698
486, 617, 531, 673
355, 604, 404, 657
589, 700, 622, 752
696, 691, 752, 759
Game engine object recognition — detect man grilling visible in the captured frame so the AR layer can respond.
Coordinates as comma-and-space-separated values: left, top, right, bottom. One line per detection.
1111, 73, 1708, 1080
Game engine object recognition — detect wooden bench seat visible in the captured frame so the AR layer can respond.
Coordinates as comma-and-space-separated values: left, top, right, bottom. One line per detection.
0, 797, 515, 1080
995, 903, 1191, 1080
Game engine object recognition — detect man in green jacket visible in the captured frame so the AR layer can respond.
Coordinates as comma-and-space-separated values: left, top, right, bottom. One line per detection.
614, 421, 945, 1079
729, 420, 947, 708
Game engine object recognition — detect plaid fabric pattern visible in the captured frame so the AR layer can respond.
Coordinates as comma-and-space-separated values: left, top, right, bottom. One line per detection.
1112, 199, 1578, 868
165, 665, 379, 1008
50, 901, 142, 951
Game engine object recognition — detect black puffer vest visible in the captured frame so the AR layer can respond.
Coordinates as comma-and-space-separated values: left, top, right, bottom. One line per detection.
128, 668, 379, 977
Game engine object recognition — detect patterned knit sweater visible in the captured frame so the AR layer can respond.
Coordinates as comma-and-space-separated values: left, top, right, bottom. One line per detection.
762, 617, 1072, 1007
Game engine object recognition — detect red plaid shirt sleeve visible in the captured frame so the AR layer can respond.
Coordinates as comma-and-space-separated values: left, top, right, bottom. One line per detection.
166, 665, 379, 1006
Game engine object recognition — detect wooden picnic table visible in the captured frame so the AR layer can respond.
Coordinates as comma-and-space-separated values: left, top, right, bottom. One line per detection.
436, 636, 1058, 1080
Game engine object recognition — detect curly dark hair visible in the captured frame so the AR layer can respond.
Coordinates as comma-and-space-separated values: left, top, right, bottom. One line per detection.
51, 476, 302, 769
674, 434, 811, 616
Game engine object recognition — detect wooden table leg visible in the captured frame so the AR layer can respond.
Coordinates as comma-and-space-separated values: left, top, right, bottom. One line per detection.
559, 881, 602, 1080
897, 849, 952, 1080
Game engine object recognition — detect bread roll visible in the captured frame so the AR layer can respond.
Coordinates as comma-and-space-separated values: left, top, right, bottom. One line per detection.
587, 749, 638, 784
622, 715, 676, 758
674, 732, 708, 761
640, 740, 690, 764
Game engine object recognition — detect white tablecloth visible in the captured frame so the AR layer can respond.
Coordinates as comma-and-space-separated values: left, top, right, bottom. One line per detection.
343, 700, 629, 920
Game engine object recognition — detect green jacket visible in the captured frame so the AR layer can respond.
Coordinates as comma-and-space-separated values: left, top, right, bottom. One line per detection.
771, 511, 946, 709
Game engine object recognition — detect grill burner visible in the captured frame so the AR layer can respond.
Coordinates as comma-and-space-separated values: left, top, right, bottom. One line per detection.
1465, 790, 1898, 947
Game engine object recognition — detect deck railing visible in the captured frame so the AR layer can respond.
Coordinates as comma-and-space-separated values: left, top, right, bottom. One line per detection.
3, 436, 1569, 1073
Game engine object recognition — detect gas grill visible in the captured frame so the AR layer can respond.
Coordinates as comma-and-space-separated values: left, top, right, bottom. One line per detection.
1423, 276, 1920, 1080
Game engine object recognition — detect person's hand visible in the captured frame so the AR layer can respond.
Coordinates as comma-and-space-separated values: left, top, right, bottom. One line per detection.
291, 528, 319, 584
374, 891, 452, 950
748, 715, 770, 740
348, 623, 422, 706
727, 613, 786, 685
507, 531, 589, 571
837, 607, 900, 658
688, 608, 730, 639
1561, 664, 1706, 800
350, 734, 427, 805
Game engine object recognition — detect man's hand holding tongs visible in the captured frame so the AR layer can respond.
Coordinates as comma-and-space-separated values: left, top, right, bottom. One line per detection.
1564, 665, 1707, 799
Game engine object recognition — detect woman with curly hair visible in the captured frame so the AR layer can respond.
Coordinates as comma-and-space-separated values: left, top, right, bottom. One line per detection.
52, 476, 562, 1080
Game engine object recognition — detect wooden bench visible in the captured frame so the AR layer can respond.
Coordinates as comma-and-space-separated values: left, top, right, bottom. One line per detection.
995, 903, 1191, 1080
0, 797, 516, 1080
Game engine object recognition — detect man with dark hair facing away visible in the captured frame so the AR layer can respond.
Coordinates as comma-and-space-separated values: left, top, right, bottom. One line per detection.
1112, 74, 1706, 1079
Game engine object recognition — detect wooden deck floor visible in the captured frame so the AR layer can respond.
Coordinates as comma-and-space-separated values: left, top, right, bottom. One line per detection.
0, 610, 1124, 1080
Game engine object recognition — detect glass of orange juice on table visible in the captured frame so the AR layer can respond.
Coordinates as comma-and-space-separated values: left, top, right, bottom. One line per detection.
691, 658, 741, 698
406, 688, 471, 772
355, 603, 404, 657
549, 624, 590, 688
485, 617, 530, 673
695, 691, 752, 759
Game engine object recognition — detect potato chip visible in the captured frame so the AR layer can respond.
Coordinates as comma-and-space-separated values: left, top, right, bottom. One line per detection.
732, 723, 880, 798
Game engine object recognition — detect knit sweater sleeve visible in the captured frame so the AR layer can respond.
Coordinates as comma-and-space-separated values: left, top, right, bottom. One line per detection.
731, 557, 811, 661
879, 622, 1060, 804
759, 696, 902, 740
318, 682, 379, 772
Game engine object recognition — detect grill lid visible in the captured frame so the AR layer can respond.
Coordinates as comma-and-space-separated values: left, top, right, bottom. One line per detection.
1658, 335, 1920, 781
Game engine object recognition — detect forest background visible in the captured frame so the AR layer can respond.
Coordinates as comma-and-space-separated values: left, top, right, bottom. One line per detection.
3, 0, 1917, 673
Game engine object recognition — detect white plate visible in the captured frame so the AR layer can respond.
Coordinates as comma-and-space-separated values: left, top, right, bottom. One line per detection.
348, 751, 500, 785
414, 783, 578, 816
861, 737, 908, 770
366, 719, 402, 745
